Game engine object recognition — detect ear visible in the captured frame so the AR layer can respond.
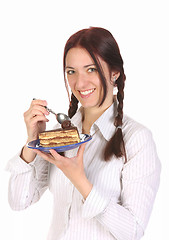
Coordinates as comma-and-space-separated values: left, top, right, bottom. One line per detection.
111, 71, 120, 80
110, 72, 120, 85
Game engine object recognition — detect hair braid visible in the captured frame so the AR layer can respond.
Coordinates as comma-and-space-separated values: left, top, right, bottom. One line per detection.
68, 93, 79, 119
114, 75, 125, 127
104, 73, 127, 163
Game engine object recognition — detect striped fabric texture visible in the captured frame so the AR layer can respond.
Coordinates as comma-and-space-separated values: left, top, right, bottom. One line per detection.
6, 103, 161, 240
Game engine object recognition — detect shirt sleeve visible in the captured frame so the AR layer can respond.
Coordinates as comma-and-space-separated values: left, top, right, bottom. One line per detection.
6, 149, 50, 211
82, 128, 161, 240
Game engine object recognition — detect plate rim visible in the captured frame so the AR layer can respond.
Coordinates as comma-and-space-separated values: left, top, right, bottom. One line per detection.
27, 133, 92, 152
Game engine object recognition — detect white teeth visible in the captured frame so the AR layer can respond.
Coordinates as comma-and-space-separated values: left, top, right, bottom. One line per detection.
80, 89, 94, 95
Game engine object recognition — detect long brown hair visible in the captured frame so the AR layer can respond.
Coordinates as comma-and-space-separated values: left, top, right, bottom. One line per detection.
63, 27, 126, 162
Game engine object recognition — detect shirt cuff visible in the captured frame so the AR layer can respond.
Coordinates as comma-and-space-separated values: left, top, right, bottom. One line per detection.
6, 148, 36, 174
82, 185, 109, 220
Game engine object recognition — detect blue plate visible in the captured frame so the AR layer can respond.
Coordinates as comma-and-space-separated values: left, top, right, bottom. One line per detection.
27, 134, 92, 153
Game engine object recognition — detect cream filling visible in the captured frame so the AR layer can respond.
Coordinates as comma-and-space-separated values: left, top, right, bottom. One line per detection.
40, 136, 80, 144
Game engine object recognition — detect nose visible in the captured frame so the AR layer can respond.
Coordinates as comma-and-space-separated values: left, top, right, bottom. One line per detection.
75, 72, 88, 90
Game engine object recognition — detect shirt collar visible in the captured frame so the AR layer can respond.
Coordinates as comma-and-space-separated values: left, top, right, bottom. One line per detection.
71, 102, 117, 142
92, 103, 117, 141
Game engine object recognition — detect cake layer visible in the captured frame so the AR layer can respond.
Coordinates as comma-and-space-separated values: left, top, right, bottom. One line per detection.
39, 127, 80, 147
39, 131, 78, 139
40, 141, 79, 147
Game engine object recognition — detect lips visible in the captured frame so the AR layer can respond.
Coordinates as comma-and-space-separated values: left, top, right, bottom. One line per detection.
78, 88, 95, 98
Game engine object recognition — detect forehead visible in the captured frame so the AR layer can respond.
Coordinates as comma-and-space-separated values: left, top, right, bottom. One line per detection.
65, 47, 95, 67
65, 47, 110, 77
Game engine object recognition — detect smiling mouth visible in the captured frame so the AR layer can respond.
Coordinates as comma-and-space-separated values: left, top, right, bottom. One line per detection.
79, 88, 95, 96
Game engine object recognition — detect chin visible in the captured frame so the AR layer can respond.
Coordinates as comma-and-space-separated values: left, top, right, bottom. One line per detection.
80, 101, 101, 109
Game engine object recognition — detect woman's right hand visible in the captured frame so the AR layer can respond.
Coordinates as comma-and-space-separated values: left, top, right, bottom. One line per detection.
20, 99, 49, 163
24, 99, 49, 142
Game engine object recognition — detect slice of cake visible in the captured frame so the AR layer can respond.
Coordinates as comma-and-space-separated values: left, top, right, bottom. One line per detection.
39, 120, 80, 147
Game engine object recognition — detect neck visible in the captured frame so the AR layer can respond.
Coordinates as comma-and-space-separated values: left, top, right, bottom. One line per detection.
82, 102, 113, 134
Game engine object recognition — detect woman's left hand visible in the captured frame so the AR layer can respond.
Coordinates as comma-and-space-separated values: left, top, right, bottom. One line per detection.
33, 143, 93, 199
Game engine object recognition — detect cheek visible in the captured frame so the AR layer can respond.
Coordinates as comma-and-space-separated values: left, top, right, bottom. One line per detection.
67, 77, 75, 89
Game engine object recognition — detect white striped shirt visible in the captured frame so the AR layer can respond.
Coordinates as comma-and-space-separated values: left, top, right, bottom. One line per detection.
6, 103, 161, 240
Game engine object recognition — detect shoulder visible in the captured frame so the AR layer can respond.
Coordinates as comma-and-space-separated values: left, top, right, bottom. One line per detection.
122, 115, 156, 161
123, 115, 151, 141
122, 115, 161, 180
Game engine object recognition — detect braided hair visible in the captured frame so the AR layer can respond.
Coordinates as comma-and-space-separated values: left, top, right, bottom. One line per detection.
104, 73, 127, 163
64, 27, 127, 163
68, 93, 79, 119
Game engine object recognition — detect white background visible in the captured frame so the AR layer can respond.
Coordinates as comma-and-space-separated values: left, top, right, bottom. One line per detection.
0, 0, 168, 239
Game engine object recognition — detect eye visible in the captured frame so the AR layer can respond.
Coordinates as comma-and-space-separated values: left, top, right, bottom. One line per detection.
87, 67, 97, 73
66, 69, 75, 75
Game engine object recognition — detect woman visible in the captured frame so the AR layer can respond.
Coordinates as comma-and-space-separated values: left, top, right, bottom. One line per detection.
7, 27, 161, 240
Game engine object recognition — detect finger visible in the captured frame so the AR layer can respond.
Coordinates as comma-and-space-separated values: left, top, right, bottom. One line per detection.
31, 99, 47, 107
24, 105, 49, 121
31, 104, 49, 116
31, 115, 49, 123
77, 143, 86, 158
26, 114, 49, 126
49, 149, 63, 161
30, 108, 49, 118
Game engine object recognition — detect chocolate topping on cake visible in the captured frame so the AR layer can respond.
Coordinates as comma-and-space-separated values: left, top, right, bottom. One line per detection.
61, 120, 71, 129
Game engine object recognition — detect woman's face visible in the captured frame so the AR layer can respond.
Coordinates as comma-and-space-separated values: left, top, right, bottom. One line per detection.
65, 47, 114, 110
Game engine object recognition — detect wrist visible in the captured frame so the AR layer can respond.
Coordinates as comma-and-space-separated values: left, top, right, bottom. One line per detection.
20, 144, 37, 163
74, 175, 93, 200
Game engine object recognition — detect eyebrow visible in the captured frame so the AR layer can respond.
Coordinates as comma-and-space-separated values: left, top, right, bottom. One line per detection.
65, 64, 96, 69
84, 64, 96, 68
